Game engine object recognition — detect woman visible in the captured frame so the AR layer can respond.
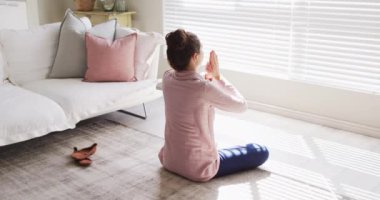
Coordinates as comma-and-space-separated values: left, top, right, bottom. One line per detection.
158, 29, 269, 182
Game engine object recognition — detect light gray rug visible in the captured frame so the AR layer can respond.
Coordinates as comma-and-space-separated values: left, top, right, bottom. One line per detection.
0, 119, 273, 200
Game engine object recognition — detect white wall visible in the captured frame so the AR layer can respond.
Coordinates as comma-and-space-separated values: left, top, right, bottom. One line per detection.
26, 0, 39, 27
225, 69, 380, 135
25, 0, 65, 26
122, 0, 162, 32
37, 0, 65, 24
62, 0, 74, 11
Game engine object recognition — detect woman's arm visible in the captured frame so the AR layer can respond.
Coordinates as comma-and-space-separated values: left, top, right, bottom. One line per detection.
204, 78, 247, 112
204, 51, 247, 112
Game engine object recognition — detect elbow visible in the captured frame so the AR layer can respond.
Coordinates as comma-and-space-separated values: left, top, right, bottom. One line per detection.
236, 100, 248, 113
229, 99, 248, 113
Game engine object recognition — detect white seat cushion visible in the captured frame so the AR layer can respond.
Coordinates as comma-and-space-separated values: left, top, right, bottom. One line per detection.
22, 79, 160, 124
0, 83, 72, 146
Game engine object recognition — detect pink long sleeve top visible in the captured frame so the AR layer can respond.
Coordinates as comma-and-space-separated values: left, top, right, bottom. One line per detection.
158, 69, 247, 182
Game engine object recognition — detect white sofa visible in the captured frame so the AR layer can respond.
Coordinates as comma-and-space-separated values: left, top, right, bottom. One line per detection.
0, 23, 163, 146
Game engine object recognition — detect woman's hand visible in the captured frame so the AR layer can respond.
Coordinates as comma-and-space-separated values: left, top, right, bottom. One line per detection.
205, 62, 213, 81
205, 50, 221, 80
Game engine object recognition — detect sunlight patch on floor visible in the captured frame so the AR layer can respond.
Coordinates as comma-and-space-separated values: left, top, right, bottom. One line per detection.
263, 160, 336, 194
341, 184, 380, 200
257, 173, 340, 200
214, 114, 315, 159
217, 183, 254, 200
213, 112, 380, 200
314, 138, 380, 177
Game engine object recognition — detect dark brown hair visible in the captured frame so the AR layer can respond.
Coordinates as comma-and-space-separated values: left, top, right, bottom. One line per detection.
165, 29, 201, 71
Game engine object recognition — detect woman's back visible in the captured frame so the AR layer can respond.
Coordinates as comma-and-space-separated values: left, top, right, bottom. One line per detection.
159, 69, 220, 182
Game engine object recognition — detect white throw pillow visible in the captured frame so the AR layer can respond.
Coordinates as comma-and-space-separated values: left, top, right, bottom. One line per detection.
116, 27, 164, 80
0, 22, 61, 85
49, 9, 117, 78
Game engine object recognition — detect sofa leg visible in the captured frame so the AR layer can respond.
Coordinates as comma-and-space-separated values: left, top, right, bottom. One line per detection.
118, 103, 147, 120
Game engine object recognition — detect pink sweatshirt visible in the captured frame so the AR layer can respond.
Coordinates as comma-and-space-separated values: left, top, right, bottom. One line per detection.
158, 70, 247, 182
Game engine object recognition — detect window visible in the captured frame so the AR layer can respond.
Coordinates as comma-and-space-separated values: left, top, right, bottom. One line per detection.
164, 0, 380, 94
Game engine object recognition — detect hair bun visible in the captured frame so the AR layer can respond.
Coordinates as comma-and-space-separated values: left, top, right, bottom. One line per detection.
166, 29, 188, 50
165, 29, 201, 71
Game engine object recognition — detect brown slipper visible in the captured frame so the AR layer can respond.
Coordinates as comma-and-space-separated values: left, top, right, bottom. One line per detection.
71, 143, 97, 160
78, 158, 92, 166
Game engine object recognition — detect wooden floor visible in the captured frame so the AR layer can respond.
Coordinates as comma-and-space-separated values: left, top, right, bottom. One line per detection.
101, 97, 380, 200
1, 96, 378, 199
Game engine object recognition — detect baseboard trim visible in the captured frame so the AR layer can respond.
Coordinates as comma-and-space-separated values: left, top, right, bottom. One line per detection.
247, 100, 380, 138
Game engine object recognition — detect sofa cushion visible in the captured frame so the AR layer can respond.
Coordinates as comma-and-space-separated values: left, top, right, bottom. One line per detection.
116, 27, 164, 80
84, 32, 137, 82
0, 23, 61, 85
0, 83, 72, 146
49, 10, 117, 78
22, 79, 159, 124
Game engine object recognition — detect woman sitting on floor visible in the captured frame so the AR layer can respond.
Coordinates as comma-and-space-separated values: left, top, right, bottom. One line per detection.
158, 29, 269, 182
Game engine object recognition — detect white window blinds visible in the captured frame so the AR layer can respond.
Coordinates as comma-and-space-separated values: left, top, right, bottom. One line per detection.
164, 0, 380, 94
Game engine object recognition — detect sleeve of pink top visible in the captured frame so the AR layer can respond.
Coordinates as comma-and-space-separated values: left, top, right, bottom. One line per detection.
204, 76, 248, 113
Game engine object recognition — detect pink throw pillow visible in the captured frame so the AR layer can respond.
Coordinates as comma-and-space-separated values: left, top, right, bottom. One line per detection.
84, 32, 137, 82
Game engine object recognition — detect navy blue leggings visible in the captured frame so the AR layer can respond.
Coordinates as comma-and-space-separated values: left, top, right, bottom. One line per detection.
215, 143, 269, 177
